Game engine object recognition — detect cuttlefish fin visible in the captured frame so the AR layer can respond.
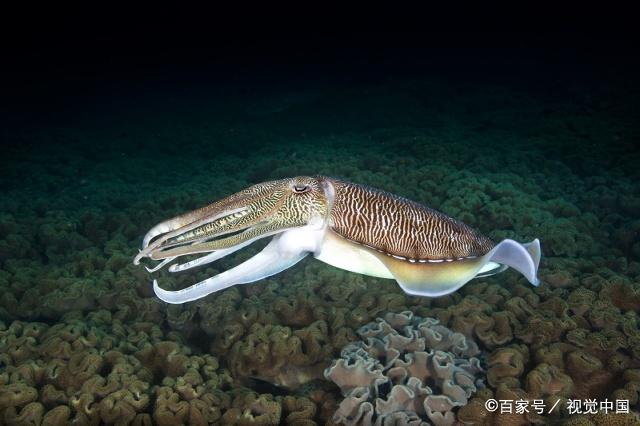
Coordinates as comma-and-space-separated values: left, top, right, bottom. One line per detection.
523, 238, 542, 272
491, 238, 541, 286
370, 239, 541, 297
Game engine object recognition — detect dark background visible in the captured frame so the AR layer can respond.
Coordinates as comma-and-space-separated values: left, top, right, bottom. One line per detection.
2, 28, 638, 127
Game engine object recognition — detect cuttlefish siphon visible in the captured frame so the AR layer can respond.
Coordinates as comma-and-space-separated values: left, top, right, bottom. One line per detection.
134, 176, 541, 304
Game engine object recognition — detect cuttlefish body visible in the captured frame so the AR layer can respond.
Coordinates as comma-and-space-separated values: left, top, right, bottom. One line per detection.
134, 177, 541, 304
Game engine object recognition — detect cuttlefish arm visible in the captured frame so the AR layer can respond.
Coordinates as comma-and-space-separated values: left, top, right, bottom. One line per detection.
134, 177, 334, 304
153, 219, 326, 303
133, 176, 540, 304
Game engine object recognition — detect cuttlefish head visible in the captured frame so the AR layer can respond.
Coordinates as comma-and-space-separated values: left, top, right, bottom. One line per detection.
133, 176, 332, 268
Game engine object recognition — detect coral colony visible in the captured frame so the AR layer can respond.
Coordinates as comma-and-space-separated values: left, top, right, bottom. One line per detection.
1, 46, 639, 424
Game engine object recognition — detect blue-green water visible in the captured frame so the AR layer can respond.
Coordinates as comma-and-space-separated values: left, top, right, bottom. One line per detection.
1, 45, 638, 425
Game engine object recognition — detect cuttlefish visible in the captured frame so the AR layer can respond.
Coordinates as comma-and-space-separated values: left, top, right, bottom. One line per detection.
134, 177, 540, 304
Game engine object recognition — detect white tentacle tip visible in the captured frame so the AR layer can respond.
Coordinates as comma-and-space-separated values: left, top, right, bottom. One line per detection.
144, 257, 175, 273
152, 279, 173, 304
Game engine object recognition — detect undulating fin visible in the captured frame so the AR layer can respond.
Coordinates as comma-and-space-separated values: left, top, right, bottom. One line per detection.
474, 262, 507, 278
523, 238, 542, 272
490, 238, 541, 286
364, 238, 540, 297
474, 240, 540, 284
369, 251, 490, 297
138, 175, 544, 303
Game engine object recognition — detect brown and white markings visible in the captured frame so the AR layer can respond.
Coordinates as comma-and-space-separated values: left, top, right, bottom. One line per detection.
133, 176, 541, 304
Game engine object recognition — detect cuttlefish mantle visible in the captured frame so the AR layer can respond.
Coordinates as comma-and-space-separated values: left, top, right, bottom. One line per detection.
133, 176, 541, 304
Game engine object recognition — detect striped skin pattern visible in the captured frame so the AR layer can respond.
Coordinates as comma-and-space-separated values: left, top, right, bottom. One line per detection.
168, 178, 289, 245
145, 177, 330, 260
138, 175, 541, 304
327, 179, 495, 263
166, 177, 328, 247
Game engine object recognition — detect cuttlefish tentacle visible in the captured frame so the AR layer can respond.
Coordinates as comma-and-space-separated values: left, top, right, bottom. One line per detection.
153, 220, 326, 304
149, 219, 306, 260
133, 176, 541, 304
145, 256, 176, 273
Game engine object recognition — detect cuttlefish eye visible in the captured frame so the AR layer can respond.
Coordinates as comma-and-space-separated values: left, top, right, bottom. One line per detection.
136, 176, 541, 306
293, 184, 310, 193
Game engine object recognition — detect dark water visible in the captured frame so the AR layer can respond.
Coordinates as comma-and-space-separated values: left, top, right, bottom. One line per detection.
1, 37, 639, 425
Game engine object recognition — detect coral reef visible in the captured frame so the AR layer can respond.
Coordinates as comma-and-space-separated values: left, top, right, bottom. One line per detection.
1, 61, 639, 425
325, 311, 483, 425
444, 267, 640, 425
228, 321, 331, 390
0, 312, 234, 425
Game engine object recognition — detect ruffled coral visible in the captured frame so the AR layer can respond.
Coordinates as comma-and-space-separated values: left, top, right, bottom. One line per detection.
220, 391, 281, 425
599, 280, 640, 312
525, 363, 573, 398
281, 395, 317, 425
227, 318, 334, 392
2, 86, 640, 425
0, 311, 230, 425
325, 311, 483, 425
486, 345, 528, 388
